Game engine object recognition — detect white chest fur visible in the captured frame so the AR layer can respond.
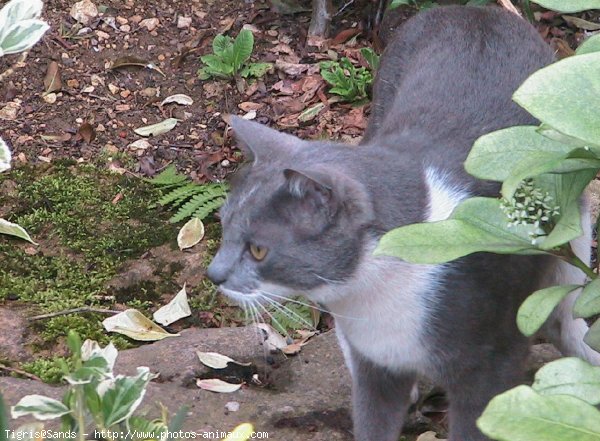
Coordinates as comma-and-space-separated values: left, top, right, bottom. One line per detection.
311, 253, 441, 372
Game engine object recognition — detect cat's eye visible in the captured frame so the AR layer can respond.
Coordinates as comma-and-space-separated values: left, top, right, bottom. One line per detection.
249, 244, 268, 261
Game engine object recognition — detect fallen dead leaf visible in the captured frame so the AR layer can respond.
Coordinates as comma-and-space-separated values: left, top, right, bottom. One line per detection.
161, 94, 194, 106
102, 309, 179, 341
153, 284, 191, 326
256, 323, 288, 351
177, 217, 205, 250
197, 351, 251, 369
238, 102, 264, 112
110, 56, 166, 77
77, 122, 96, 144
134, 118, 179, 137
197, 378, 242, 393
43, 61, 62, 95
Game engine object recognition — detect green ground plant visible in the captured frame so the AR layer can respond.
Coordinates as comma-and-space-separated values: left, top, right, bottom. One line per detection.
148, 165, 228, 223
319, 53, 376, 103
7, 331, 255, 441
198, 28, 271, 80
375, 3, 600, 439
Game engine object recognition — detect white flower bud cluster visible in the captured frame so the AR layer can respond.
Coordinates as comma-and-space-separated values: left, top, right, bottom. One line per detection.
501, 179, 560, 245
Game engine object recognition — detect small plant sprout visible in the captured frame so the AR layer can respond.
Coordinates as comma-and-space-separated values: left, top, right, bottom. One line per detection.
198, 28, 271, 80
501, 179, 560, 245
319, 57, 374, 103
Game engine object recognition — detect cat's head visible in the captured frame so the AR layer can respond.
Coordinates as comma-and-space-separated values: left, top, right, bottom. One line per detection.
206, 116, 375, 305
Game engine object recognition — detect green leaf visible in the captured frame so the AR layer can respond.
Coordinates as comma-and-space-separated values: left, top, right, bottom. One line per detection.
584, 319, 600, 352
200, 54, 234, 78
501, 148, 600, 199
537, 169, 598, 250
530, 0, 600, 13
533, 357, 600, 405
66, 330, 82, 359
577, 34, 600, 55
466, 126, 574, 182
232, 29, 254, 73
389, 0, 412, 8
517, 284, 580, 337
375, 197, 540, 264
466, 0, 493, 5
11, 395, 71, 420
240, 62, 272, 78
513, 52, 600, 147
166, 406, 189, 441
360, 47, 380, 71
101, 367, 153, 427
0, 218, 37, 244
574, 278, 600, 318
477, 385, 600, 441
212, 34, 232, 56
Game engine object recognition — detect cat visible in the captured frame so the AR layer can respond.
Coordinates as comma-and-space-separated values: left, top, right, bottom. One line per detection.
207, 5, 600, 441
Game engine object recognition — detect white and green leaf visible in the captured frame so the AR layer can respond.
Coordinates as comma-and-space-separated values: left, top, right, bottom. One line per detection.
11, 395, 70, 420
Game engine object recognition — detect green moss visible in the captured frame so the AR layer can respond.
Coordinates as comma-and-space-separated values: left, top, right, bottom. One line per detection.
20, 356, 73, 384
0, 162, 173, 347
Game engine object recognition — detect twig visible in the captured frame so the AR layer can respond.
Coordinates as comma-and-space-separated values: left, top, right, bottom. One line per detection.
0, 51, 29, 83
0, 364, 43, 381
498, 0, 522, 16
29, 307, 120, 321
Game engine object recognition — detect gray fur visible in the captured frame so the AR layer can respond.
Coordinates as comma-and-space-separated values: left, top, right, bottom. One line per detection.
207, 6, 599, 440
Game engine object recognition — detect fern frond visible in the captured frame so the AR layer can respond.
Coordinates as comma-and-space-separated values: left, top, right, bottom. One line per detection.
147, 165, 189, 187
193, 197, 227, 221
158, 183, 201, 207
169, 184, 228, 223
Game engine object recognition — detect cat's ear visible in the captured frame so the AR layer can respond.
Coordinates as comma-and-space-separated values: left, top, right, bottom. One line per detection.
229, 115, 304, 163
283, 168, 337, 215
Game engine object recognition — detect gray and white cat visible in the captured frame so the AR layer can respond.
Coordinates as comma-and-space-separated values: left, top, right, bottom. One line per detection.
207, 5, 600, 441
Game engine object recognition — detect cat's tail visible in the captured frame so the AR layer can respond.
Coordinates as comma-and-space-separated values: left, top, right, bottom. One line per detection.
541, 196, 600, 366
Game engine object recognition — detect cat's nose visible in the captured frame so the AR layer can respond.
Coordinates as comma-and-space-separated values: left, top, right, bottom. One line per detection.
206, 260, 228, 285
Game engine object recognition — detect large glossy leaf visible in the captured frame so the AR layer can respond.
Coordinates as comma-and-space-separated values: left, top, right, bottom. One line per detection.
533, 357, 600, 405
531, 0, 600, 12
466, 126, 573, 182
478, 385, 600, 441
513, 52, 600, 147
375, 198, 540, 264
517, 285, 580, 336
536, 169, 597, 250
574, 278, 600, 318
577, 34, 600, 55
584, 319, 600, 352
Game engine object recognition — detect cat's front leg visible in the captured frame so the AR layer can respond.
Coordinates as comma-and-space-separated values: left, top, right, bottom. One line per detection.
347, 345, 416, 441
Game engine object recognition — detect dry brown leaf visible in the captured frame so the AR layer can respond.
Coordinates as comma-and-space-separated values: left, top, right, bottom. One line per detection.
70, 0, 98, 25
416, 431, 447, 441
77, 122, 96, 144
332, 28, 361, 45
218, 17, 235, 33
197, 378, 242, 393
110, 56, 166, 77
238, 102, 264, 112
43, 61, 62, 95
